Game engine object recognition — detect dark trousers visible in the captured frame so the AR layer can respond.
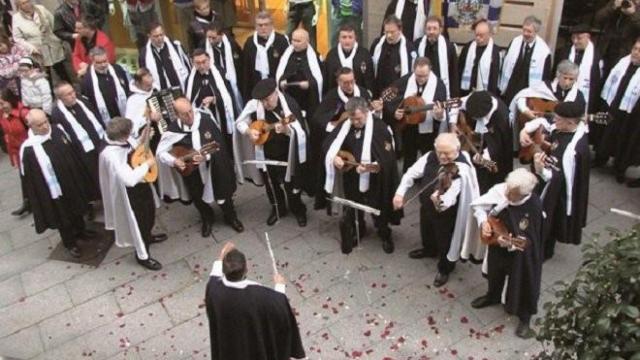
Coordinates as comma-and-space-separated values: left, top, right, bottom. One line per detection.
47, 61, 72, 83
183, 171, 215, 223
402, 127, 437, 173
127, 183, 155, 258
486, 245, 513, 301
287, 2, 316, 48
58, 216, 85, 249
420, 203, 457, 274
260, 167, 306, 216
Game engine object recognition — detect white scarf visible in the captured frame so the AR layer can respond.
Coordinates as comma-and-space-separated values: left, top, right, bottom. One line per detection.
253, 31, 276, 79
499, 35, 551, 93
90, 65, 127, 124
395, 0, 427, 41
418, 35, 451, 97
569, 41, 595, 109
185, 68, 235, 134
337, 42, 359, 69
337, 86, 361, 104
56, 99, 105, 152
20, 128, 62, 198
601, 55, 640, 113
145, 37, 190, 90
372, 35, 410, 77
206, 35, 244, 109
275, 45, 324, 102
403, 71, 438, 133
324, 112, 374, 193
461, 38, 494, 91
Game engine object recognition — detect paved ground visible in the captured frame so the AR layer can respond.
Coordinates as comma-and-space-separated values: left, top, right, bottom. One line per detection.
0, 151, 638, 360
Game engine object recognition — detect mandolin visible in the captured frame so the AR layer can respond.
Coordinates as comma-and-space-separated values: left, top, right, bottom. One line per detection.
329, 86, 399, 129
250, 114, 296, 145
481, 216, 528, 251
455, 112, 499, 173
399, 97, 462, 125
337, 150, 380, 173
169, 141, 220, 176
130, 119, 158, 183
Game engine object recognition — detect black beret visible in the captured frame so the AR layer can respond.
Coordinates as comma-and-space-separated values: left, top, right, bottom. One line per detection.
569, 24, 591, 34
465, 91, 493, 119
251, 78, 277, 100
554, 101, 584, 119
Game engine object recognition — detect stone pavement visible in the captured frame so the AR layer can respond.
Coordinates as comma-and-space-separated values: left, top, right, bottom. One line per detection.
0, 150, 638, 360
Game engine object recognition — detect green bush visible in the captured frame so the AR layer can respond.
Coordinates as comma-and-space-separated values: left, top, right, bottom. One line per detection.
536, 229, 640, 360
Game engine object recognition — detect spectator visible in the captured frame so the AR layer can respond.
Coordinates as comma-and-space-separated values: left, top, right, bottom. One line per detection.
12, 0, 72, 83
53, 0, 110, 48
210, 0, 235, 35
17, 57, 52, 114
0, 34, 31, 94
72, 18, 115, 76
126, 0, 158, 50
187, 0, 219, 51
0, 88, 31, 216
287, 0, 317, 48
594, 0, 640, 76
174, 0, 195, 51
330, 0, 363, 47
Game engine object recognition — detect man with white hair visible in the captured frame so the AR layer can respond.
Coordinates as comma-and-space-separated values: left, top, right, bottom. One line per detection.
470, 167, 544, 339
499, 16, 552, 104
80, 46, 131, 125
393, 132, 480, 287
457, 18, 501, 97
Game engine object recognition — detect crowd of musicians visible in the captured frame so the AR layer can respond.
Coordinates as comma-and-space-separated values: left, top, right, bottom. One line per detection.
2, 0, 640, 353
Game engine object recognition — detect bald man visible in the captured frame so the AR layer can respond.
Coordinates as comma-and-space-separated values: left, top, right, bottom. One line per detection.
275, 28, 324, 119
394, 133, 480, 287
156, 97, 244, 238
458, 19, 502, 96
20, 109, 97, 258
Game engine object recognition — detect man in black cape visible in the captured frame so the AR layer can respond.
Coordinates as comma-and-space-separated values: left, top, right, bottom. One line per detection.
241, 11, 290, 100
205, 242, 305, 360
51, 81, 104, 197
382, 0, 429, 41
520, 101, 590, 260
139, 23, 191, 91
275, 28, 324, 120
323, 97, 401, 254
185, 49, 239, 154
453, 90, 513, 194
595, 38, 640, 187
323, 24, 374, 92
310, 67, 380, 209
458, 19, 501, 97
156, 97, 244, 237
204, 21, 244, 110
414, 15, 459, 98
20, 109, 96, 258
470, 168, 544, 339
233, 79, 311, 227
393, 133, 480, 287
385, 57, 447, 172
370, 15, 416, 97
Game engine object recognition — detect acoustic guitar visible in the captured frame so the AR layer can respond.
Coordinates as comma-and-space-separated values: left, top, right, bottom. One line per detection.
399, 97, 463, 125
480, 216, 528, 251
250, 114, 296, 146
130, 119, 158, 183
169, 141, 220, 176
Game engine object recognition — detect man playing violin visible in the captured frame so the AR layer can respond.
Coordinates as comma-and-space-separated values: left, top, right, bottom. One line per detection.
393, 133, 480, 287
324, 97, 401, 254
385, 56, 447, 172
233, 79, 310, 227
470, 168, 544, 339
156, 97, 244, 237
519, 101, 590, 260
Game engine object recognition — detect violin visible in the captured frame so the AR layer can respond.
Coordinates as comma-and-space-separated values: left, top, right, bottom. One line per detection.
337, 150, 380, 173
455, 112, 499, 173
481, 216, 528, 251
432, 163, 459, 211
250, 114, 296, 145
399, 97, 462, 125
130, 118, 158, 183
169, 141, 220, 176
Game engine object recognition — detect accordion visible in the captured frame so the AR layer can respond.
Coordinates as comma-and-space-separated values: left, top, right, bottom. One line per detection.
146, 87, 183, 133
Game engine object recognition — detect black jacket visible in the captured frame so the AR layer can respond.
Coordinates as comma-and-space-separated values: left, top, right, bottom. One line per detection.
53, 1, 107, 46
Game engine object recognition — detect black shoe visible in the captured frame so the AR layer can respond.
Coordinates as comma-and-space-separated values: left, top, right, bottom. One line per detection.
137, 257, 162, 271
433, 272, 449, 287
616, 174, 626, 183
627, 178, 640, 188
382, 239, 394, 254
150, 233, 168, 244
67, 246, 82, 258
515, 322, 535, 339
471, 295, 500, 309
11, 200, 30, 216
201, 221, 212, 237
267, 207, 286, 226
226, 218, 244, 232
78, 229, 98, 239
408, 248, 434, 259
295, 212, 307, 227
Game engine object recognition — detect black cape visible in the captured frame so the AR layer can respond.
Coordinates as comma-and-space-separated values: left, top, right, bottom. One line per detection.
323, 45, 375, 92
21, 126, 94, 233
492, 193, 544, 318
208, 37, 244, 89
383, 73, 448, 128
205, 276, 305, 360
277, 48, 323, 117
187, 70, 240, 138
458, 42, 502, 97
370, 37, 415, 97
321, 117, 403, 225
50, 99, 103, 199
501, 40, 552, 104
554, 45, 603, 114
80, 64, 131, 119
241, 32, 289, 99
382, 0, 419, 41
414, 35, 460, 97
